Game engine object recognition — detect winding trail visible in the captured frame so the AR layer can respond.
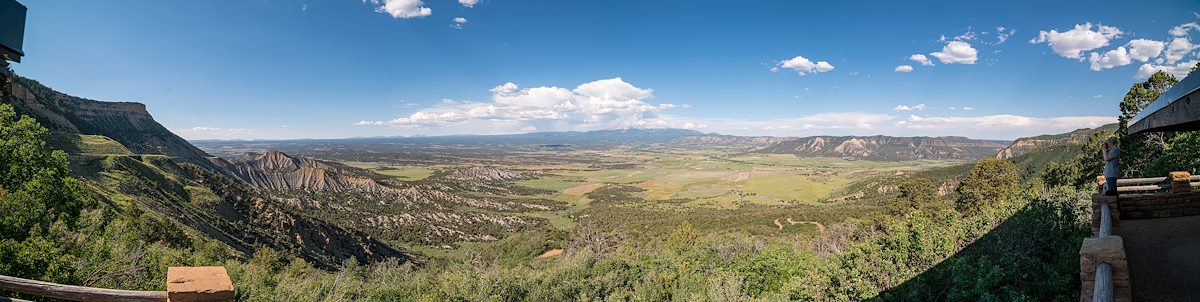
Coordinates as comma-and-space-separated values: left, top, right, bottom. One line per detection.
536, 249, 563, 258
775, 217, 825, 232
787, 218, 826, 232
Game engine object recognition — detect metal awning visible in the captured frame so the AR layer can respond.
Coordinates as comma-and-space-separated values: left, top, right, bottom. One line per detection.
0, 0, 26, 63
1129, 72, 1200, 133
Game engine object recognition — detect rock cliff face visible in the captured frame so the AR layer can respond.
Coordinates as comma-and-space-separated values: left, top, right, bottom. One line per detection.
753, 136, 1009, 161
5, 76, 211, 159
995, 124, 1118, 159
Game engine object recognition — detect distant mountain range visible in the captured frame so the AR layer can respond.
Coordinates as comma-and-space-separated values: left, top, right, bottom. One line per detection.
198, 128, 1013, 161
755, 136, 1010, 161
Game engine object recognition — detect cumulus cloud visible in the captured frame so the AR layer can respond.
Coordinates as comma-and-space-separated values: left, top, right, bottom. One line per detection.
1126, 39, 1166, 62
1165, 37, 1199, 64
894, 65, 914, 72
909, 54, 934, 66
929, 41, 978, 64
458, 0, 479, 8
451, 17, 467, 29
774, 55, 835, 75
1088, 47, 1131, 71
1170, 22, 1200, 37
1030, 23, 1123, 59
995, 26, 1016, 44
1136, 60, 1199, 79
356, 78, 677, 131
368, 0, 432, 19
893, 104, 928, 111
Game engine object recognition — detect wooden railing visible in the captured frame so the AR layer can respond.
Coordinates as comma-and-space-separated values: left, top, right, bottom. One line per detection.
1098, 173, 1200, 194
0, 267, 233, 302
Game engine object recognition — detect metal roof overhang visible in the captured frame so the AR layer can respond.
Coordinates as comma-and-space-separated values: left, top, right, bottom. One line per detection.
0, 0, 26, 63
1129, 72, 1200, 133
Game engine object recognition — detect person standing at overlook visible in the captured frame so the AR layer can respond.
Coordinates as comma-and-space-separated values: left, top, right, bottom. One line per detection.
1103, 137, 1121, 196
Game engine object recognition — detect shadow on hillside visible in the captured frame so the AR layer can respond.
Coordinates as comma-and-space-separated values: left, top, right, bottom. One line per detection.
868, 201, 1085, 301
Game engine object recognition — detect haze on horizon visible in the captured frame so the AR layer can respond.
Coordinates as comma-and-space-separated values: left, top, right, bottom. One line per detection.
10, 0, 1200, 140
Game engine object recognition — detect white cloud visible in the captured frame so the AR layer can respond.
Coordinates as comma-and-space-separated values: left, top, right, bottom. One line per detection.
1093, 95, 1103, 99
962, 107, 975, 111
1165, 37, 1198, 64
1136, 60, 1199, 79
451, 17, 467, 29
775, 55, 835, 75
1030, 23, 1123, 59
894, 65, 914, 72
929, 41, 978, 64
893, 104, 928, 111
952, 30, 976, 41
458, 0, 479, 8
356, 78, 674, 131
1170, 22, 1200, 37
995, 26, 1016, 44
368, 0, 432, 19
1088, 47, 1131, 71
909, 54, 934, 66
1126, 39, 1166, 62
898, 114, 1112, 132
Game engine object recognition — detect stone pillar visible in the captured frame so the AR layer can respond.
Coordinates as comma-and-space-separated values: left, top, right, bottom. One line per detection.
1079, 236, 1131, 302
1170, 171, 1192, 194
166, 266, 235, 302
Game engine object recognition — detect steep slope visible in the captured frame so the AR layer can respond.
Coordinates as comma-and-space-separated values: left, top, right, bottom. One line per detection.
6, 76, 211, 159
995, 123, 1117, 159
218, 150, 563, 247
1, 76, 409, 268
752, 136, 1009, 161
221, 150, 396, 193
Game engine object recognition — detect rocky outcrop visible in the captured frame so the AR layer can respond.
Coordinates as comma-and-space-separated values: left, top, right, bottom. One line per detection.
222, 150, 394, 193
754, 136, 1009, 161
4, 76, 211, 158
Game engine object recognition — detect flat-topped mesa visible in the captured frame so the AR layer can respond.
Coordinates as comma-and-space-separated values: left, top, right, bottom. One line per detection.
5, 76, 211, 158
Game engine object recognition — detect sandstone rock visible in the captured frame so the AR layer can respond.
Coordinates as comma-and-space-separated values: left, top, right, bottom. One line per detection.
167, 266, 234, 302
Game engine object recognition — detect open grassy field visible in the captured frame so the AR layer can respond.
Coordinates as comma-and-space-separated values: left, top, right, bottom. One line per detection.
320, 145, 962, 257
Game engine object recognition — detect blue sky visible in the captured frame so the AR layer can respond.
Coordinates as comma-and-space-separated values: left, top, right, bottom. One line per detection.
11, 0, 1200, 140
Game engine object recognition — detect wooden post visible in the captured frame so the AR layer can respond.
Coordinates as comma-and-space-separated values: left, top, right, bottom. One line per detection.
165, 267, 234, 302
1170, 171, 1192, 193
